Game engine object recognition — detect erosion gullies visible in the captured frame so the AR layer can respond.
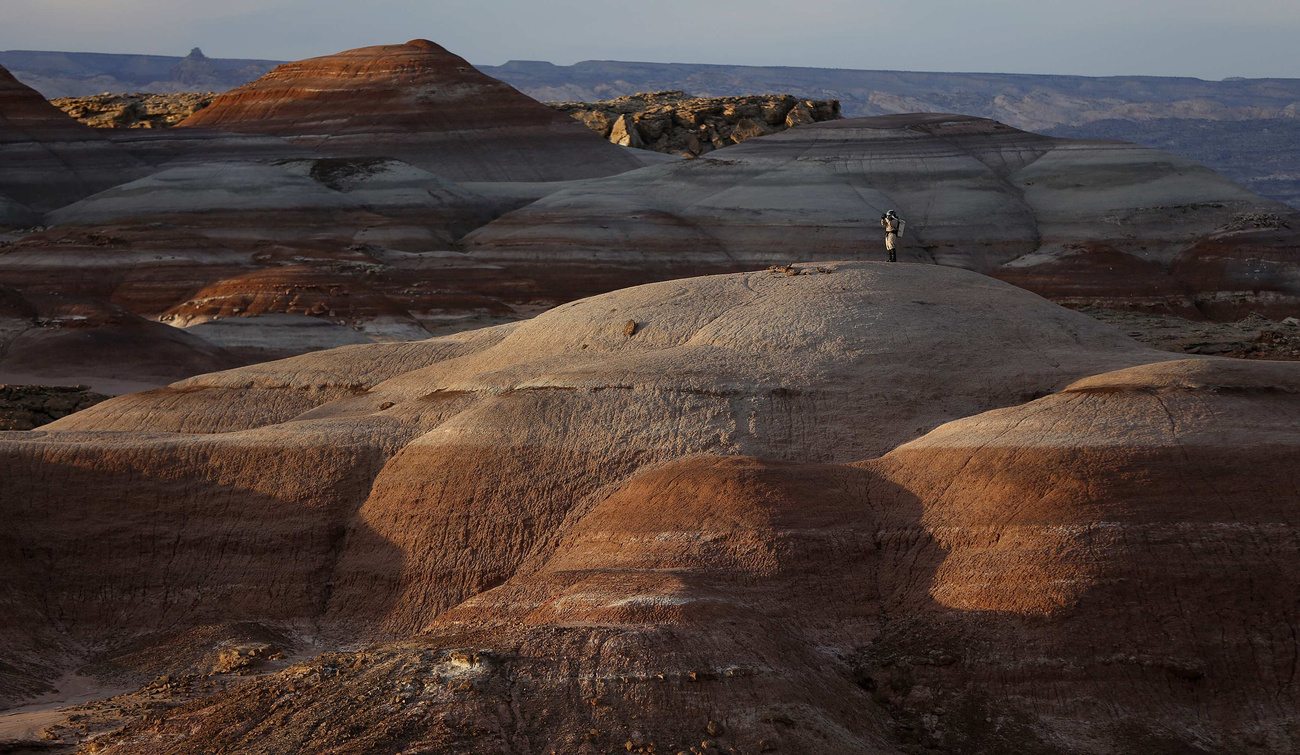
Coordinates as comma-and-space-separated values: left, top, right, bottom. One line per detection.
465, 113, 1300, 318
3, 264, 1297, 752
180, 40, 646, 183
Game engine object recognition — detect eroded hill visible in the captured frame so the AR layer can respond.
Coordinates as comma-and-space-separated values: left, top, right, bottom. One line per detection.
2, 263, 1297, 752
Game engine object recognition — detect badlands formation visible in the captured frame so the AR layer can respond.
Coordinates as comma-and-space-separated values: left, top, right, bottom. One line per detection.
2, 39, 1300, 391
181, 40, 645, 182
1, 35, 1300, 752
2, 262, 1299, 753
0, 65, 148, 214
465, 113, 1300, 319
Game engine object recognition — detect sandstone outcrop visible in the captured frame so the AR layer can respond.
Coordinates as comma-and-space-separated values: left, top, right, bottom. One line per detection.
179, 40, 645, 183
3, 264, 1297, 752
465, 114, 1300, 319
51, 91, 216, 128
547, 91, 841, 156
0, 64, 148, 211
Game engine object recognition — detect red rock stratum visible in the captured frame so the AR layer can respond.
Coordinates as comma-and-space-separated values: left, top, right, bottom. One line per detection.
179, 40, 645, 182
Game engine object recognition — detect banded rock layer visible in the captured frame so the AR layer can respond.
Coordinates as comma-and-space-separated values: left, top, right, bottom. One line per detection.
3, 264, 1297, 752
466, 113, 1300, 319
180, 40, 645, 183
0, 262, 1169, 700
0, 64, 148, 213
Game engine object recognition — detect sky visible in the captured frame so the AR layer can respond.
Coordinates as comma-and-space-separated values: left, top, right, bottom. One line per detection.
3, 0, 1300, 80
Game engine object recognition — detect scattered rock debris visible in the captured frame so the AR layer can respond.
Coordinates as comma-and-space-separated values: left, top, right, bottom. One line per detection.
1075, 307, 1300, 360
1219, 211, 1291, 232
767, 265, 832, 277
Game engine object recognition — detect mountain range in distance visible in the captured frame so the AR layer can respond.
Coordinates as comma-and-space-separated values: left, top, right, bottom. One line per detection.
3, 47, 1299, 208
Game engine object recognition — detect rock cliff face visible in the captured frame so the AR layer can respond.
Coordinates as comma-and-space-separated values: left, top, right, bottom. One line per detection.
548, 91, 841, 156
180, 40, 645, 183
51, 92, 216, 129
3, 263, 1298, 752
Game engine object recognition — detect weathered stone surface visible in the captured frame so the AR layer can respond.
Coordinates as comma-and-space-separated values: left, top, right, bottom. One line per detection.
548, 90, 840, 156
51, 92, 216, 129
180, 40, 645, 182
0, 64, 148, 211
607, 113, 642, 148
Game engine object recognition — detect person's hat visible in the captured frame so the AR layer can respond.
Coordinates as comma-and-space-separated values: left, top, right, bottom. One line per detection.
886, 209, 897, 216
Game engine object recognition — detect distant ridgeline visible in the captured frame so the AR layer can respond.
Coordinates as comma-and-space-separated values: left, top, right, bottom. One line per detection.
9, 49, 1300, 207
0, 48, 282, 98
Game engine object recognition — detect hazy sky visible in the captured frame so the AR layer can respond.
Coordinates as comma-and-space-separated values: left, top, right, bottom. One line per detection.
4, 0, 1299, 79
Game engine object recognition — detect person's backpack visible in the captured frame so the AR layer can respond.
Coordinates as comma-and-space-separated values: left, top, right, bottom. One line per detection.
897, 219, 906, 238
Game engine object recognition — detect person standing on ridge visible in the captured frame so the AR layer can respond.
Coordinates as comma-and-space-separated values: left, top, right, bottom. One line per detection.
880, 210, 904, 262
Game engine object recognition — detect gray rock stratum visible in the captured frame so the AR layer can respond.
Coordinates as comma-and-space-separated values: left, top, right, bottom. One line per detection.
0, 64, 149, 212
466, 113, 1300, 319
3, 262, 1299, 753
0, 263, 1170, 699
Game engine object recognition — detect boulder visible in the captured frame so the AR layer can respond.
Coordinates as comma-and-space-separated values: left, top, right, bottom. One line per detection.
608, 113, 643, 148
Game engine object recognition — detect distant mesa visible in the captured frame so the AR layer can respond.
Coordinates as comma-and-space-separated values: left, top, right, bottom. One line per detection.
180, 40, 646, 182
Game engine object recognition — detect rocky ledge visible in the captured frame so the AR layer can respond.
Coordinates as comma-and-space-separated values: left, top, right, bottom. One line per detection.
51, 92, 216, 128
547, 90, 841, 156
0, 384, 109, 430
